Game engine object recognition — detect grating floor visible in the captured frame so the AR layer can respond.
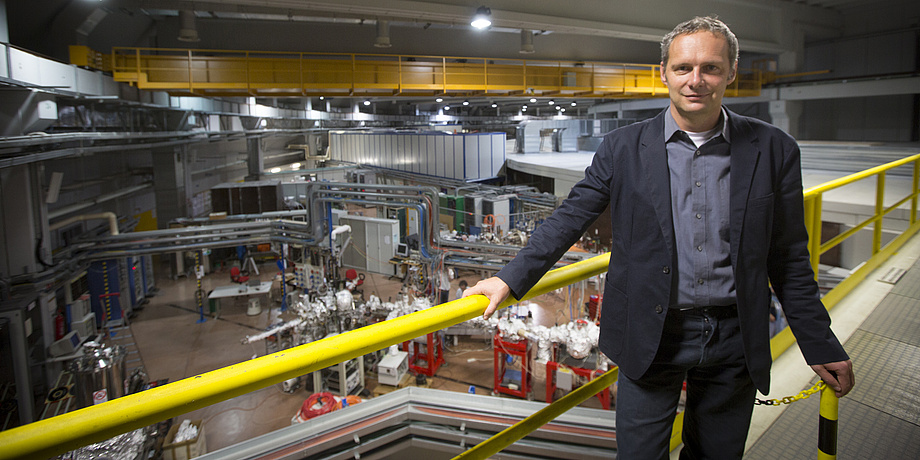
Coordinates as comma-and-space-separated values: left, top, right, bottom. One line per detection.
746, 257, 920, 459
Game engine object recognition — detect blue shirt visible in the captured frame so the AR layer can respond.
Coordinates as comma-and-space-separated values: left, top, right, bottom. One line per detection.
664, 108, 736, 307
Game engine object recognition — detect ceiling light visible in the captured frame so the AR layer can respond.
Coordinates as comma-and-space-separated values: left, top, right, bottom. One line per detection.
491, 103, 498, 108
291, 163, 302, 169
530, 98, 537, 103
522, 104, 528, 109
363, 100, 371, 106
522, 107, 527, 112
270, 167, 281, 173
319, 96, 325, 100
560, 108, 566, 112
444, 105, 451, 110
462, 100, 470, 106
555, 105, 561, 110
571, 101, 576, 106
471, 6, 492, 29
548, 100, 554, 105
436, 97, 443, 102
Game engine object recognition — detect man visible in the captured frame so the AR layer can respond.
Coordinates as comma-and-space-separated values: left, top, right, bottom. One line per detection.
464, 16, 854, 459
455, 279, 468, 300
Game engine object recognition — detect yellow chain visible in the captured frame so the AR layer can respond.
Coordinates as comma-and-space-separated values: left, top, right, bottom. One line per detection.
754, 380, 826, 406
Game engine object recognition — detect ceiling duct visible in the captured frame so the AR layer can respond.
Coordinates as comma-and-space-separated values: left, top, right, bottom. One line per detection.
177, 10, 201, 42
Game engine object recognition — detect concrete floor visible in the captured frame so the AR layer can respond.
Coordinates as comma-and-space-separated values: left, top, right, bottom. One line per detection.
128, 257, 604, 453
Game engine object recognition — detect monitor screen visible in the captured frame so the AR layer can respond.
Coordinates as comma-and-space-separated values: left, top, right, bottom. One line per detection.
396, 243, 409, 257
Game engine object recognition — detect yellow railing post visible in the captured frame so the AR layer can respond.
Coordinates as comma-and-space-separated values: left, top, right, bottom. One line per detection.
874, 172, 886, 254
912, 159, 919, 224
804, 194, 823, 277
817, 385, 839, 460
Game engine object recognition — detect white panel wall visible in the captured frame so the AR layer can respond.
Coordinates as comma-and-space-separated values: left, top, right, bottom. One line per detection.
329, 132, 506, 181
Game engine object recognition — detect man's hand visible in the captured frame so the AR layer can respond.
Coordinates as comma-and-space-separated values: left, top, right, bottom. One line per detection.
810, 360, 855, 397
462, 277, 511, 320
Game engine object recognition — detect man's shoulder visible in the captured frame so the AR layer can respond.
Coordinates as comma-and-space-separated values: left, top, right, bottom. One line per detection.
602, 111, 664, 142
728, 110, 796, 144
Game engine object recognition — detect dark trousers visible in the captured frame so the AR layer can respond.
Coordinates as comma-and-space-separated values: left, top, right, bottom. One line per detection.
615, 306, 756, 459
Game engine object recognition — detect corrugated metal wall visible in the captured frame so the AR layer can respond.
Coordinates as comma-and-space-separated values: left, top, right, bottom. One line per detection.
329, 131, 506, 181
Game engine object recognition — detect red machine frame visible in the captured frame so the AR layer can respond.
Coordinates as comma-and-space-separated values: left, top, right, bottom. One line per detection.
493, 333, 533, 399
401, 332, 444, 377
545, 344, 613, 410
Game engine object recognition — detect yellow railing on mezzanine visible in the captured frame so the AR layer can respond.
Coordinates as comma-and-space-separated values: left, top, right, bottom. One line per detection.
2, 154, 918, 459
69, 45, 763, 100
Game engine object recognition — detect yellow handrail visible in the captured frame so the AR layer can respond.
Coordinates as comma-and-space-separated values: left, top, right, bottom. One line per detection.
0, 254, 610, 460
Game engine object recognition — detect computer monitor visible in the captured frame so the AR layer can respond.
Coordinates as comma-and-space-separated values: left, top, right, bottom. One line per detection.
396, 243, 409, 258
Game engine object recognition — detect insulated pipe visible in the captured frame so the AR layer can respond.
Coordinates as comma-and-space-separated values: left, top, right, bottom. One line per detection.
49, 212, 119, 235
47, 183, 152, 220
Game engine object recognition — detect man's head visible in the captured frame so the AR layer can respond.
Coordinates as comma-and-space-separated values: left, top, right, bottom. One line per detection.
661, 16, 738, 72
660, 17, 739, 132
459, 280, 468, 289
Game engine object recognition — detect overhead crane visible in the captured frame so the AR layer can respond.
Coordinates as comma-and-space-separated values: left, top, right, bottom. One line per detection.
70, 45, 763, 99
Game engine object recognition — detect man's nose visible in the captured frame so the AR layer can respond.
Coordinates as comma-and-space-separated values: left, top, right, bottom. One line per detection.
688, 68, 703, 86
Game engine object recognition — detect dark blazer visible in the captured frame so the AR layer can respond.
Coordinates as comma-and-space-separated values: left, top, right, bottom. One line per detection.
497, 108, 847, 393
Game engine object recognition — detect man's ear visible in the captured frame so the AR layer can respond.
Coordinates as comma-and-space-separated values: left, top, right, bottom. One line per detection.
660, 61, 668, 85
728, 62, 738, 84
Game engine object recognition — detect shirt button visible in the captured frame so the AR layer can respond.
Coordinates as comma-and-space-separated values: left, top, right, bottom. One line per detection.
696, 181, 702, 187
695, 150, 701, 156
662, 266, 670, 274
655, 305, 663, 314
698, 279, 705, 285
696, 213, 702, 219
697, 245, 703, 252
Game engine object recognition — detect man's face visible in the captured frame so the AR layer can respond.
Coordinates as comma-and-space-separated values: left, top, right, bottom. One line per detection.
660, 31, 737, 131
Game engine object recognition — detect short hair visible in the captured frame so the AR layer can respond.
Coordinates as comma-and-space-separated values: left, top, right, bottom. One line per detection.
459, 280, 468, 288
660, 16, 739, 69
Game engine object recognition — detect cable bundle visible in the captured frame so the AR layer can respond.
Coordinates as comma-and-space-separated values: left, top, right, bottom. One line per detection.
299, 392, 338, 420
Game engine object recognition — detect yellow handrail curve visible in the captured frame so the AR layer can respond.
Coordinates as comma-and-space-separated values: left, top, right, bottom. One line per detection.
0, 254, 610, 460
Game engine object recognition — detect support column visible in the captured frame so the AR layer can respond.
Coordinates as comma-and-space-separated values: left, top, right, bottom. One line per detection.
769, 100, 804, 138
0, 164, 48, 277
246, 137, 264, 181
152, 145, 189, 229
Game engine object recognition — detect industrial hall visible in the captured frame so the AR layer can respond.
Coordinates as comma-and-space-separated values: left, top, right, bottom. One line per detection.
1, 0, 919, 458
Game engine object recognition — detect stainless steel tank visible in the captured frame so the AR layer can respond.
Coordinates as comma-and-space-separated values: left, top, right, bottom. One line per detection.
70, 343, 127, 408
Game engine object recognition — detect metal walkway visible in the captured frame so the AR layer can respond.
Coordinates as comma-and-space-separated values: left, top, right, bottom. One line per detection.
746, 235, 920, 459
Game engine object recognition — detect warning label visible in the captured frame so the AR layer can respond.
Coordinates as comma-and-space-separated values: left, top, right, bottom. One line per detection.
93, 389, 108, 405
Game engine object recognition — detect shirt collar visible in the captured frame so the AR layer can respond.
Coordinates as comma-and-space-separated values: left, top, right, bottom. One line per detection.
664, 107, 731, 144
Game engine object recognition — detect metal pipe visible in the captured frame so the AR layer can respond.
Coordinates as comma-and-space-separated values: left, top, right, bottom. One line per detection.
0, 253, 611, 460
49, 212, 119, 235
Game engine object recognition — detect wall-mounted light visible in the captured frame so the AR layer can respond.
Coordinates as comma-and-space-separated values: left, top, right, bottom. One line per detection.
471, 6, 491, 29
177, 10, 201, 42
520, 29, 535, 54
375, 20, 392, 48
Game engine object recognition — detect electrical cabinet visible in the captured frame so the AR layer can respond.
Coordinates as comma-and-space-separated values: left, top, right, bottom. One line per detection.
340, 215, 399, 276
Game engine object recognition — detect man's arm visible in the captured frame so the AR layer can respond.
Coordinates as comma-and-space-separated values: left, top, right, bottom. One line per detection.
767, 134, 854, 397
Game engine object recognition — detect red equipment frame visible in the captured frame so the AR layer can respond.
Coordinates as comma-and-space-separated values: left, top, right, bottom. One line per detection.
401, 332, 445, 377
545, 344, 613, 409
493, 333, 533, 399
